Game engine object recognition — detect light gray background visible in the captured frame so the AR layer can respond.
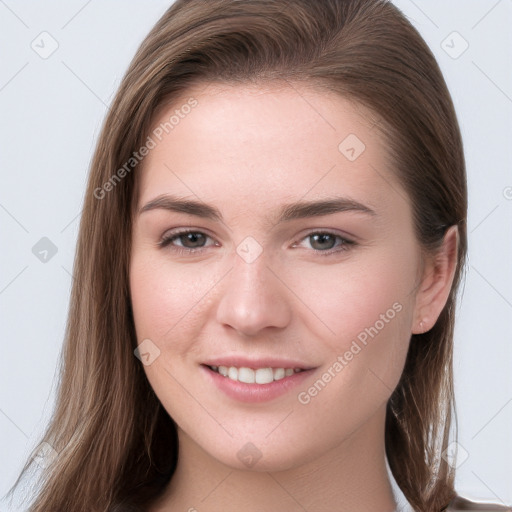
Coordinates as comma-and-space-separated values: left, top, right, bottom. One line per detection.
1, 0, 511, 509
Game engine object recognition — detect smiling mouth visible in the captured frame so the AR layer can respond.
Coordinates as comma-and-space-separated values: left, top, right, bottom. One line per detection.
206, 365, 305, 384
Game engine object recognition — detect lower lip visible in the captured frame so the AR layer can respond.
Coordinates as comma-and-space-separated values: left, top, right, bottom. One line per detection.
201, 365, 315, 403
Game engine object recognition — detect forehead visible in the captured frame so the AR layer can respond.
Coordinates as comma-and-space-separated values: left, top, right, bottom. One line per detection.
137, 81, 402, 220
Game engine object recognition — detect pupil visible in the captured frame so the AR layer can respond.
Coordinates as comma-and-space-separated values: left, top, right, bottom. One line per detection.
182, 232, 205, 248
311, 234, 335, 250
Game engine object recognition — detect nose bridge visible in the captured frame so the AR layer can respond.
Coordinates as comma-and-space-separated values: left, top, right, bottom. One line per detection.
215, 238, 291, 336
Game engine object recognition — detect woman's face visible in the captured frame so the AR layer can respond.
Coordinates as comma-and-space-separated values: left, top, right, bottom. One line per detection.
130, 81, 426, 471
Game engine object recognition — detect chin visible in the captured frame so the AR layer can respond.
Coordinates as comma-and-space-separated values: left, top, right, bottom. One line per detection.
214, 448, 303, 473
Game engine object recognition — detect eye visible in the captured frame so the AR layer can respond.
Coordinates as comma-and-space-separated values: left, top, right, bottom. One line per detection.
293, 231, 356, 256
158, 229, 216, 253
158, 229, 356, 257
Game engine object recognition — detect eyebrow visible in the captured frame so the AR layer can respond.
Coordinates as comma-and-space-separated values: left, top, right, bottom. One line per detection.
138, 194, 377, 223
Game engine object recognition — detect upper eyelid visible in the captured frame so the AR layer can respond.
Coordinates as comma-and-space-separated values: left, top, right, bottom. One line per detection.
292, 232, 355, 250
160, 228, 216, 243
160, 229, 216, 247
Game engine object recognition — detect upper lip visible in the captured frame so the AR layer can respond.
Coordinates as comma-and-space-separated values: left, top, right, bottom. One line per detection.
202, 357, 316, 371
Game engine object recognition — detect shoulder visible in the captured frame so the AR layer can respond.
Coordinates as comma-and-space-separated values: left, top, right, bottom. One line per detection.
446, 495, 512, 511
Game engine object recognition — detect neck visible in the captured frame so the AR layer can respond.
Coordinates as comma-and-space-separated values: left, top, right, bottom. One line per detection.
150, 404, 398, 512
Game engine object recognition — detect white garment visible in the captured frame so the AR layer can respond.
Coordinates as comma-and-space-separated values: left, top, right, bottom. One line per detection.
385, 456, 416, 512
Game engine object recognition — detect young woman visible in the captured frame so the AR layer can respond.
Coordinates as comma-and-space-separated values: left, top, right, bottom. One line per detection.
6, 1, 511, 511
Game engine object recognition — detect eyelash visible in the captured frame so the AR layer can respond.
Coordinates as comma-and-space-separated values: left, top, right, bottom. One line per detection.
158, 229, 356, 257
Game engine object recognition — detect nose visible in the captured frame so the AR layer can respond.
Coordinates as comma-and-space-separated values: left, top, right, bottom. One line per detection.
215, 249, 292, 337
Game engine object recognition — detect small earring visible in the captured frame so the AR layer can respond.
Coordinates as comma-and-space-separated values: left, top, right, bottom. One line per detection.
419, 321, 424, 333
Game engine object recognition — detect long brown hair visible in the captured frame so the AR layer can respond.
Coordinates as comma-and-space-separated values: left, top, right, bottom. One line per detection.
6, 1, 467, 510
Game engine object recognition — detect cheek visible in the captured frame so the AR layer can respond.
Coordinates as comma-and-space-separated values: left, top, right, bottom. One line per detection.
292, 248, 417, 345
129, 254, 214, 415
130, 252, 211, 342
286, 247, 418, 400
288, 254, 416, 441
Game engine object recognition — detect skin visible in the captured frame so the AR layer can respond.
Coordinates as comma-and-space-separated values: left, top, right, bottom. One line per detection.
129, 81, 458, 512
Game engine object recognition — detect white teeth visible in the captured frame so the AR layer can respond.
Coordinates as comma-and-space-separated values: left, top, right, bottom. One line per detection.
238, 367, 255, 384
255, 367, 273, 384
210, 365, 304, 383
273, 368, 285, 381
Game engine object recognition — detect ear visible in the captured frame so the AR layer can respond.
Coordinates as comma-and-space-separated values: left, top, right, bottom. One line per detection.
411, 225, 459, 334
